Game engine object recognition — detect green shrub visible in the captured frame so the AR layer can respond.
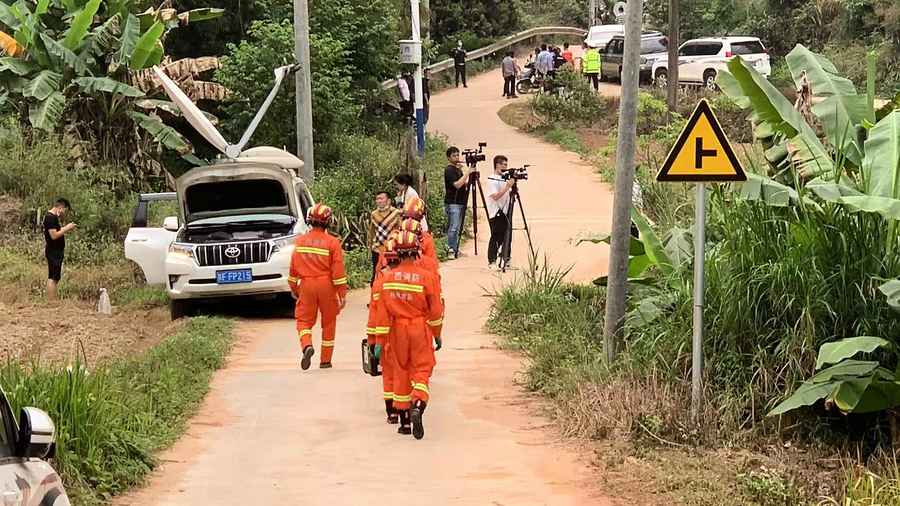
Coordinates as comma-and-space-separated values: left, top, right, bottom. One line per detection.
533, 68, 612, 125
1, 317, 234, 505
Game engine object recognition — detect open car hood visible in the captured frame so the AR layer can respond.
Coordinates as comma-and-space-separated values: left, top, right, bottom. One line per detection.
177, 162, 297, 224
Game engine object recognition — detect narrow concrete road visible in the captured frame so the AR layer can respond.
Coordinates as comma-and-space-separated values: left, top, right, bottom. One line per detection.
116, 65, 615, 505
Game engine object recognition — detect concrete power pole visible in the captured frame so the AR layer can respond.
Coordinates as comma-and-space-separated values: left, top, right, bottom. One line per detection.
294, 0, 315, 181
589, 0, 597, 26
666, 0, 679, 119
602, 0, 642, 363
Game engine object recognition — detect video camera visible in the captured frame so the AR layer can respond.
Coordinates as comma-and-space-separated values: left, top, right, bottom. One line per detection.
501, 165, 530, 181
462, 142, 487, 168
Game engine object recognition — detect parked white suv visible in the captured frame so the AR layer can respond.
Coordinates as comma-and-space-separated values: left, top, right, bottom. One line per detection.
651, 37, 771, 89
125, 147, 314, 319
0, 387, 70, 505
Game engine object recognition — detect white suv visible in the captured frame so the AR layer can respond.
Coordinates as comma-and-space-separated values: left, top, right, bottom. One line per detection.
125, 147, 314, 319
651, 37, 771, 89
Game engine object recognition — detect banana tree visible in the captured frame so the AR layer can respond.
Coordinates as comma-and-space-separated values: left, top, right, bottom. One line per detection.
719, 46, 900, 257
0, 0, 223, 170
769, 336, 900, 416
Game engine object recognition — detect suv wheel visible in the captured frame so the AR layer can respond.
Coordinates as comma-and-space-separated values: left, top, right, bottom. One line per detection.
170, 299, 193, 320
655, 68, 668, 88
704, 70, 718, 91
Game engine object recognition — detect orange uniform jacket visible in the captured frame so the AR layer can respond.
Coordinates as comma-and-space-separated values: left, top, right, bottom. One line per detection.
374, 264, 443, 341
288, 228, 348, 297
420, 232, 439, 266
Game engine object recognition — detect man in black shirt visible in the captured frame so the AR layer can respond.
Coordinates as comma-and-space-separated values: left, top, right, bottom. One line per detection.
43, 198, 76, 300
453, 41, 467, 88
443, 146, 470, 258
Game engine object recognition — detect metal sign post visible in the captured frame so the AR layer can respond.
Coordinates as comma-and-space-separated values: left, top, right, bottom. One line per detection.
655, 99, 746, 420
409, 0, 426, 157
691, 183, 705, 420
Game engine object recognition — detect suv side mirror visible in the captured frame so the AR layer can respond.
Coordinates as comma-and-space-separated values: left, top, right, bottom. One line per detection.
16, 407, 55, 459
163, 216, 179, 232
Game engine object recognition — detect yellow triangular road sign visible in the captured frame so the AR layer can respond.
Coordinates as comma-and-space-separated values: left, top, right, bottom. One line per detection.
656, 99, 746, 182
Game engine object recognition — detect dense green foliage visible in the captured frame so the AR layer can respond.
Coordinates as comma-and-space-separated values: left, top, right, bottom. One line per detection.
2, 317, 234, 505
430, 0, 520, 46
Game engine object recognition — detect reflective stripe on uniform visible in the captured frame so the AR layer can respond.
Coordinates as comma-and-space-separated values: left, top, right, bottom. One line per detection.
383, 282, 424, 293
299, 329, 313, 336
332, 277, 348, 286
393, 394, 412, 402
365, 327, 376, 334
321, 340, 335, 347
295, 246, 330, 256
374, 326, 390, 335
383, 391, 394, 400
372, 293, 380, 301
427, 318, 442, 327
287, 276, 299, 284
412, 382, 429, 395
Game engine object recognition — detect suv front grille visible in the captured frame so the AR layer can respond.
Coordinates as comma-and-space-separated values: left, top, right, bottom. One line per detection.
195, 241, 273, 267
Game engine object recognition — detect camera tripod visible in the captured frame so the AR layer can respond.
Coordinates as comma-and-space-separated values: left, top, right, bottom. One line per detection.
465, 169, 492, 256
498, 178, 535, 273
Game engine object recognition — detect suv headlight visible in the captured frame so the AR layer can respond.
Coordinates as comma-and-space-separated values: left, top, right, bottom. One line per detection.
168, 243, 195, 258
271, 234, 299, 252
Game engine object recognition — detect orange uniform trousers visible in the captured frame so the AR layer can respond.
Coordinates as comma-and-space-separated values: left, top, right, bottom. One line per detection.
388, 317, 436, 410
295, 275, 340, 364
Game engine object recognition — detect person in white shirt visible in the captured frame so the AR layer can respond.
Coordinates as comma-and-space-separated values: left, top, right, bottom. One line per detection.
485, 155, 515, 268
395, 173, 428, 231
397, 73, 412, 119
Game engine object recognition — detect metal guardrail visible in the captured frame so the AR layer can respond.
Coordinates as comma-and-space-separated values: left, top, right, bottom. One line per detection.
381, 26, 587, 90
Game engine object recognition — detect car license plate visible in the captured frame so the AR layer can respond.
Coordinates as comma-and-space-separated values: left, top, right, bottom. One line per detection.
216, 269, 252, 284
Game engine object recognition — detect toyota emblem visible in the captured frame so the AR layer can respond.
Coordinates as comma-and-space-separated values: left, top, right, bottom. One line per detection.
224, 246, 241, 259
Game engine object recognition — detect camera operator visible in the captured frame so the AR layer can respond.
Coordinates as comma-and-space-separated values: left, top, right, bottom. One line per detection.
486, 156, 515, 269
443, 146, 469, 258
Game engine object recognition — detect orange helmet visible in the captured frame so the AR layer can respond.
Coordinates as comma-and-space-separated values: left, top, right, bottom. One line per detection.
402, 197, 426, 220
399, 218, 423, 236
382, 236, 399, 263
394, 230, 420, 254
307, 203, 333, 227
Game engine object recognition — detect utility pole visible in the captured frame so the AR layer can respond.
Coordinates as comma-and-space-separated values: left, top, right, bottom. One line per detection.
293, 0, 314, 181
602, 0, 641, 363
666, 0, 679, 120
589, 0, 597, 26
410, 0, 425, 157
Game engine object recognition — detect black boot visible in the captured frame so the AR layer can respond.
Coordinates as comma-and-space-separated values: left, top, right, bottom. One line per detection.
411, 400, 427, 440
385, 400, 399, 424
397, 410, 412, 435
300, 345, 314, 370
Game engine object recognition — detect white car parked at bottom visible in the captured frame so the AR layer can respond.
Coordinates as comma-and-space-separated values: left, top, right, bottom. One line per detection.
651, 37, 771, 90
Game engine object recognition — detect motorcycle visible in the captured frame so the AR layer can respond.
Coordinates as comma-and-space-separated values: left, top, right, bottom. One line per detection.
515, 62, 542, 95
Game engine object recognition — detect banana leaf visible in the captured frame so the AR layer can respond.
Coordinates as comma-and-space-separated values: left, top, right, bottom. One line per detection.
129, 20, 163, 70
832, 376, 875, 412
663, 227, 692, 269
176, 8, 225, 24
861, 111, 900, 199
41, 33, 88, 75
128, 111, 192, 155
768, 381, 835, 416
23, 69, 61, 100
807, 177, 863, 203
631, 209, 674, 277
576, 233, 645, 256
0, 3, 18, 29
878, 279, 900, 312
62, 0, 100, 51
786, 44, 858, 97
738, 173, 798, 207
84, 14, 120, 56
0, 56, 34, 75
811, 360, 881, 383
816, 337, 892, 369
847, 380, 900, 413
811, 95, 868, 167
114, 14, 139, 65
722, 58, 833, 177
838, 195, 900, 220
28, 91, 65, 131
73, 76, 144, 97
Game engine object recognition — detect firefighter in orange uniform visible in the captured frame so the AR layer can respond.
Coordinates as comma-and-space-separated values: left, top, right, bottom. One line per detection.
373, 231, 443, 439
402, 198, 438, 266
366, 237, 400, 423
288, 204, 348, 370
399, 218, 439, 278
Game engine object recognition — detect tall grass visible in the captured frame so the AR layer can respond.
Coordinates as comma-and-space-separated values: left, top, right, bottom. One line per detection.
1, 317, 233, 505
